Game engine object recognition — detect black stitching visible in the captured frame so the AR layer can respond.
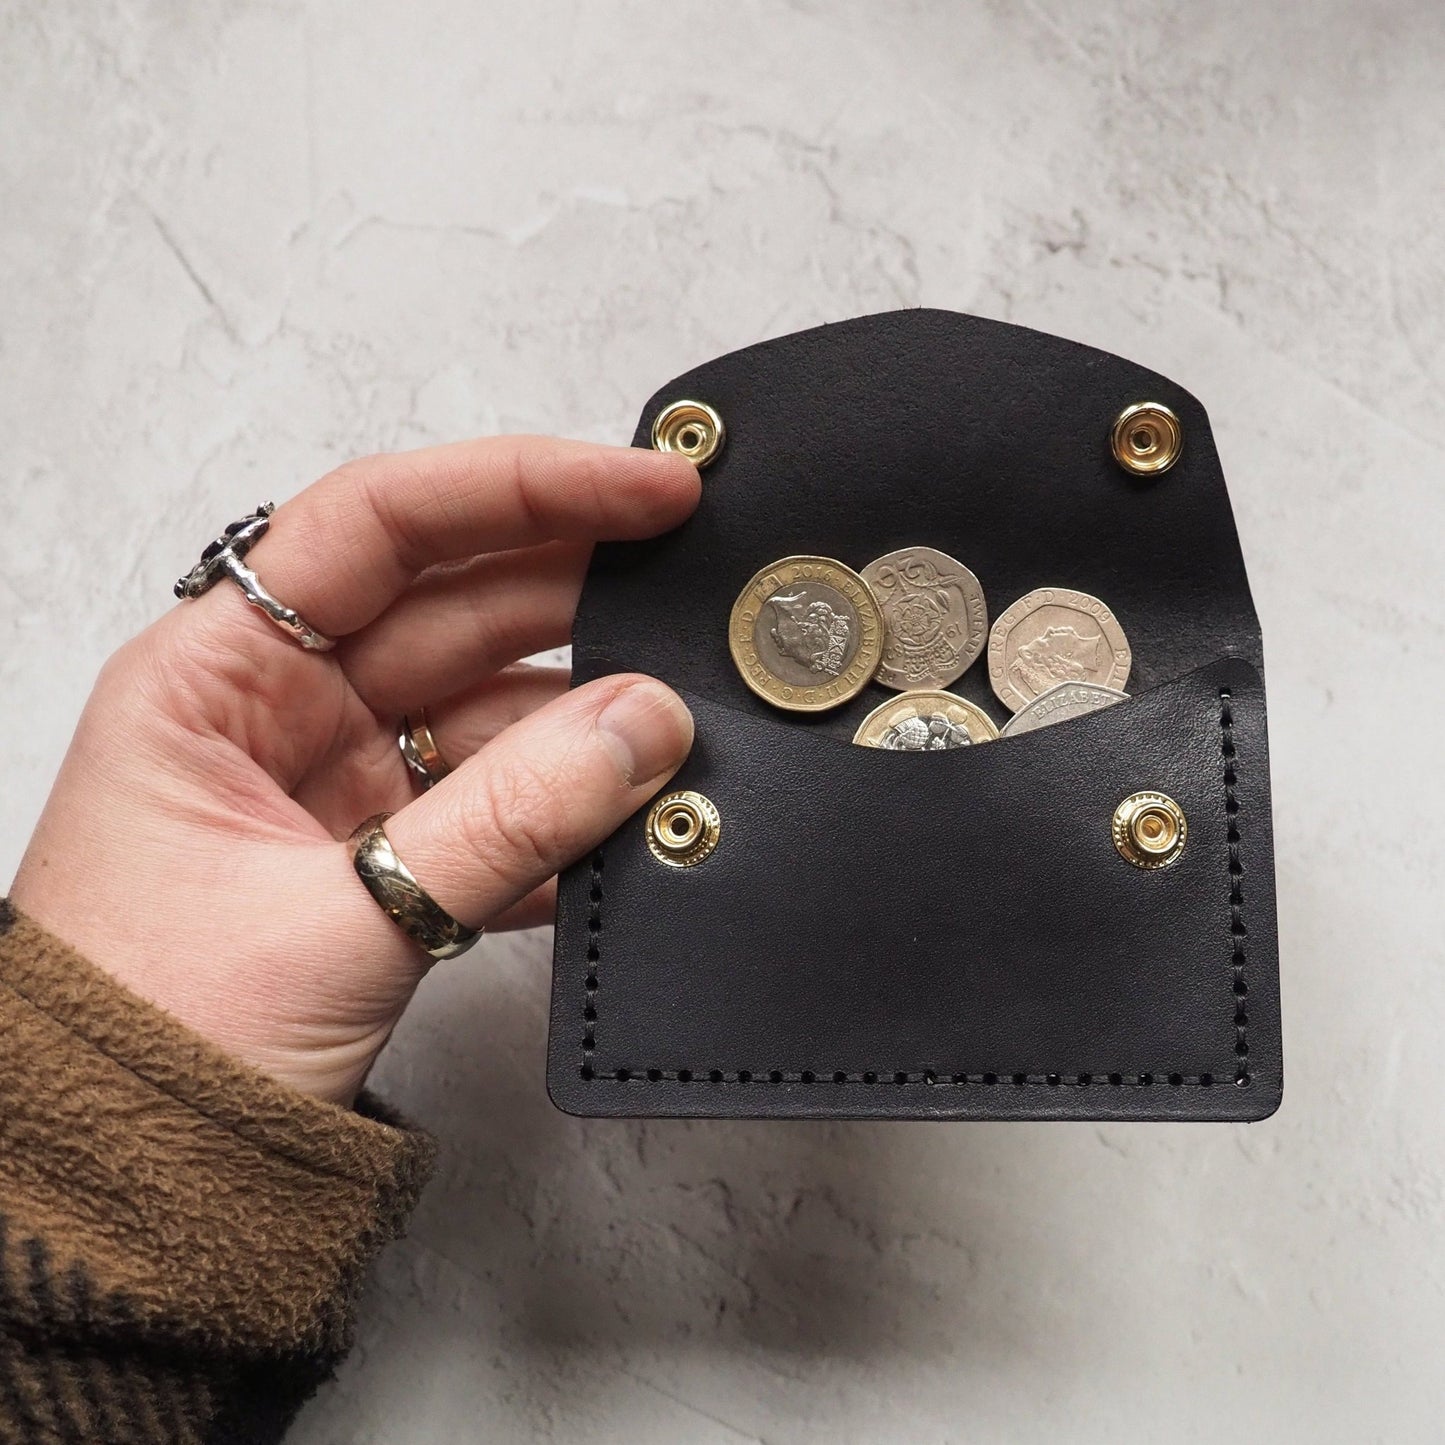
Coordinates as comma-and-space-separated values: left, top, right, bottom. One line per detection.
576, 1069, 1224, 1087
1220, 688, 1251, 1087
581, 686, 1250, 1089
580, 851, 603, 1073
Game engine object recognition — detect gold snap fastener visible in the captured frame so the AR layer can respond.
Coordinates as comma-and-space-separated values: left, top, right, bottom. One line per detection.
651, 399, 725, 469
646, 790, 721, 868
1113, 791, 1187, 869
1111, 401, 1182, 476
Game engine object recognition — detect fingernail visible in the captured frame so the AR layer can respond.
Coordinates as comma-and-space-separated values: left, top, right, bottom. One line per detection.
596, 680, 694, 785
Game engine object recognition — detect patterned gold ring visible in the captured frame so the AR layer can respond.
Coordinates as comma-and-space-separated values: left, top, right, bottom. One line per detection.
347, 813, 480, 961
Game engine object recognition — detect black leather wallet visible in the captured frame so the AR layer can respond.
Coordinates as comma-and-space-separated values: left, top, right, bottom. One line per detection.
547, 309, 1282, 1122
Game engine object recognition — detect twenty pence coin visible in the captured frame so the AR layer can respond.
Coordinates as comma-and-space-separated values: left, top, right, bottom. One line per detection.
999, 681, 1130, 737
729, 555, 884, 712
988, 587, 1131, 713
852, 690, 1000, 750
861, 545, 988, 691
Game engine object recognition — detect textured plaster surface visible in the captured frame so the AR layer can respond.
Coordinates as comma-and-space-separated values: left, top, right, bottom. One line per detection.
3, 3, 1444, 1441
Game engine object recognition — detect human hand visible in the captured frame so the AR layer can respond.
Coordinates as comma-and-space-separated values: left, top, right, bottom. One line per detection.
9, 438, 701, 1104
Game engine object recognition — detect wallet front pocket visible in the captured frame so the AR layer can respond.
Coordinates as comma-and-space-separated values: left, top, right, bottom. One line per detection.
548, 308, 1283, 1122
549, 659, 1278, 1121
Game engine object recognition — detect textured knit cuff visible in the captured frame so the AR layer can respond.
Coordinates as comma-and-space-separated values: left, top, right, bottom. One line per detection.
0, 900, 435, 1356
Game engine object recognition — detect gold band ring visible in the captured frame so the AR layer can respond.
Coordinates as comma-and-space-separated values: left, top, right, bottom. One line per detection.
348, 813, 481, 962
398, 708, 450, 790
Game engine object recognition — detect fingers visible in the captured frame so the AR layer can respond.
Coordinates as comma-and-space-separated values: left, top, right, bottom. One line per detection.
336, 542, 585, 713
428, 665, 572, 760
288, 665, 570, 833
383, 675, 693, 931
242, 437, 699, 639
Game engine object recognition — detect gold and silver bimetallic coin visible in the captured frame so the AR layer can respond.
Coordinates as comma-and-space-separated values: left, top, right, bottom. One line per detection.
729, 555, 884, 712
999, 681, 1130, 737
987, 587, 1131, 713
860, 545, 988, 692
852, 690, 1000, 750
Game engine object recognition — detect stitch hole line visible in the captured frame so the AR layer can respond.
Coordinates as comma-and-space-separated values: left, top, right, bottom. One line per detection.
1219, 687, 1250, 1086
576, 1068, 1229, 1087
579, 685, 1251, 1093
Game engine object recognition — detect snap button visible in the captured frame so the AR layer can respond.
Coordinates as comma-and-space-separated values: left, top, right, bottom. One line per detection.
1111, 401, 1182, 476
646, 790, 722, 868
651, 399, 726, 468
1113, 791, 1187, 869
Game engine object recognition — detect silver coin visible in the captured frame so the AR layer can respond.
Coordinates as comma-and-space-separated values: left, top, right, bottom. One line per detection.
999, 681, 1130, 737
987, 586, 1131, 712
861, 546, 988, 691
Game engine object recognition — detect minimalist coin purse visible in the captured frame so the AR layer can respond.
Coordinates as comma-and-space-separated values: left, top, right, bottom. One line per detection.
548, 309, 1282, 1122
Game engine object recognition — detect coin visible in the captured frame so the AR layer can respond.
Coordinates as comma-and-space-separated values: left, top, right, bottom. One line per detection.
861, 545, 988, 691
729, 555, 884, 712
852, 690, 1000, 750
999, 681, 1130, 738
987, 587, 1131, 713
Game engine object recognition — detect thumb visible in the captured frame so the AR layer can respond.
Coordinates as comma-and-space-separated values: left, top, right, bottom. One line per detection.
380, 674, 693, 935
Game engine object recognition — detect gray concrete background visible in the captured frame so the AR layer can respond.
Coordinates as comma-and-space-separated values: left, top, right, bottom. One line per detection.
3, 2, 1443, 1441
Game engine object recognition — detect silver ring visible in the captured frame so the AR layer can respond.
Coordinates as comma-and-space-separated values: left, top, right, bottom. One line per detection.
399, 708, 451, 791
174, 503, 337, 653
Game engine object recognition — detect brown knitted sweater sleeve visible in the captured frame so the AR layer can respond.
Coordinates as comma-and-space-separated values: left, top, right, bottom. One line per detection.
0, 901, 436, 1444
